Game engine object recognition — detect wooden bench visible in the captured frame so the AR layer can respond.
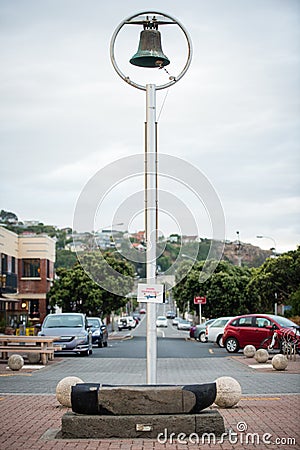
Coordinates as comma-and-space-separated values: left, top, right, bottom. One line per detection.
0, 345, 62, 364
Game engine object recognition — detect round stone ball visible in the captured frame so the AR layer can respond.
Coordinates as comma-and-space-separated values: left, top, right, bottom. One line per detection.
255, 349, 269, 363
272, 354, 288, 371
56, 376, 84, 407
214, 376, 242, 408
243, 345, 256, 358
8, 354, 24, 371
27, 353, 41, 364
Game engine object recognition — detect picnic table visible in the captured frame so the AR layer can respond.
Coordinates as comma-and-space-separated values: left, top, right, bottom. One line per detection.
0, 335, 61, 365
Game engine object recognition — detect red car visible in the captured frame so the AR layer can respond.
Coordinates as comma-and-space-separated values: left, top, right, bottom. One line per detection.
223, 314, 298, 353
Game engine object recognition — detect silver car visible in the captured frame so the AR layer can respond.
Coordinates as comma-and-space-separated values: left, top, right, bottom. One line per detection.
38, 313, 93, 356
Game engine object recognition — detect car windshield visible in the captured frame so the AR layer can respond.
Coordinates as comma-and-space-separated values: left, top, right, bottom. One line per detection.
44, 315, 83, 328
211, 319, 229, 328
272, 316, 297, 328
88, 319, 99, 328
157, 316, 166, 320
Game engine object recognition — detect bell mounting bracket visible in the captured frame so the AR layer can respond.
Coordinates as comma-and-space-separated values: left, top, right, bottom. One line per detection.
110, 11, 193, 91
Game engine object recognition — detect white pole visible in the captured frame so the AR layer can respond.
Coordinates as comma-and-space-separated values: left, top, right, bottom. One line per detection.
145, 84, 157, 384
199, 303, 202, 324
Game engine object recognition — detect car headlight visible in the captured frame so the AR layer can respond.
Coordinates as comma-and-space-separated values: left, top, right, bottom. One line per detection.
93, 330, 100, 336
75, 334, 87, 339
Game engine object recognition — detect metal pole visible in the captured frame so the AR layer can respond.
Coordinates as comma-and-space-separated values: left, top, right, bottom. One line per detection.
145, 84, 157, 384
199, 303, 202, 324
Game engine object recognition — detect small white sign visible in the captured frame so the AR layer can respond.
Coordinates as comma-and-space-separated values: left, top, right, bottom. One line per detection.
137, 283, 164, 303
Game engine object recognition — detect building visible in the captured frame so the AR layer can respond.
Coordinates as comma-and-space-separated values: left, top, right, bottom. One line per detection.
0, 226, 55, 328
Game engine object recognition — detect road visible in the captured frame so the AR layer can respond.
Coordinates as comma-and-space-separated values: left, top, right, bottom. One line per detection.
101, 313, 225, 359
0, 308, 299, 396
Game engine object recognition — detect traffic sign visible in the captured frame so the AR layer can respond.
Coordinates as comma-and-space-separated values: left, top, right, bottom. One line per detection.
194, 296, 206, 305
137, 284, 164, 303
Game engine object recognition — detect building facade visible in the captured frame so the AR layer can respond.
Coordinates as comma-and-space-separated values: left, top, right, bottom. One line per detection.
0, 226, 55, 328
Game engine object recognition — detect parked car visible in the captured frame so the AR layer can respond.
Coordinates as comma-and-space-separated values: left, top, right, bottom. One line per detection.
223, 314, 299, 353
172, 316, 181, 326
190, 319, 216, 342
38, 313, 93, 356
156, 316, 168, 327
117, 316, 137, 331
166, 311, 176, 319
177, 318, 192, 331
139, 308, 146, 314
87, 317, 108, 348
205, 317, 234, 347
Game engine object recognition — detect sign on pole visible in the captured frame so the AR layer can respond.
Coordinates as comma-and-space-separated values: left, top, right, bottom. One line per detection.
194, 296, 206, 305
137, 284, 164, 303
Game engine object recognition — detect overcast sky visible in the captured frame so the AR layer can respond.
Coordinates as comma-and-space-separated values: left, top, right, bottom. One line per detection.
0, 0, 299, 253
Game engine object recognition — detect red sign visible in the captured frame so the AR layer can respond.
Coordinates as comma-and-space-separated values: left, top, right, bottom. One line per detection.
194, 296, 206, 305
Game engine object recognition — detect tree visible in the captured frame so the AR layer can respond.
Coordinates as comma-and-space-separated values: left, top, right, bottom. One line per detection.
172, 260, 252, 318
55, 249, 78, 269
47, 252, 135, 316
247, 247, 300, 314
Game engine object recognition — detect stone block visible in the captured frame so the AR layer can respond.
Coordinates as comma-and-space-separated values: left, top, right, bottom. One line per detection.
71, 382, 216, 415
98, 386, 195, 415
61, 411, 225, 439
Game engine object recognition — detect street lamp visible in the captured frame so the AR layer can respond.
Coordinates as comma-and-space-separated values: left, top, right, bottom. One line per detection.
256, 235, 277, 254
110, 11, 192, 384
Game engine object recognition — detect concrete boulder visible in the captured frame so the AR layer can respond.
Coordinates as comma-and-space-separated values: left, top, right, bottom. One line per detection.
243, 345, 256, 358
272, 354, 288, 371
8, 354, 24, 371
56, 376, 84, 407
255, 349, 269, 363
214, 376, 242, 408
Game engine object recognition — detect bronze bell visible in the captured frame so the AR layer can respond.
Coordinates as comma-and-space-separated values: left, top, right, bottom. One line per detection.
130, 29, 170, 68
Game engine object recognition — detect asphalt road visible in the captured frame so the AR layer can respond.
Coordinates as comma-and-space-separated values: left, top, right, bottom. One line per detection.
0, 313, 299, 395
99, 314, 226, 358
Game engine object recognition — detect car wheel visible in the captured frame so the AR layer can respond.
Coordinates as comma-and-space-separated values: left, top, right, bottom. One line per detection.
80, 349, 90, 356
216, 335, 224, 347
103, 341, 108, 347
199, 332, 206, 343
225, 337, 239, 353
118, 327, 122, 331
98, 341, 103, 348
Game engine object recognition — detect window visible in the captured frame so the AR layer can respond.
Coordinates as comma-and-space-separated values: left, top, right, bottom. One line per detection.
1, 254, 8, 273
255, 317, 272, 328
238, 317, 253, 327
46, 259, 50, 278
11, 257, 16, 274
22, 259, 41, 278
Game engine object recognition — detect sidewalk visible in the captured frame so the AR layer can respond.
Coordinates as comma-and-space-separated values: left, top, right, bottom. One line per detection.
0, 393, 299, 449
0, 353, 299, 449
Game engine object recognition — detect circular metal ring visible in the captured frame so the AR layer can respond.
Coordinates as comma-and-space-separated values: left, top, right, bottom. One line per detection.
110, 11, 193, 91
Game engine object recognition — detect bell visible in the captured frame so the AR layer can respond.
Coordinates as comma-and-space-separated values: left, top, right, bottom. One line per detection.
130, 29, 170, 68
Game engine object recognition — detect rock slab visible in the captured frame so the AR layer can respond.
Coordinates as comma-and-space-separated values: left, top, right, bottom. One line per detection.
71, 383, 216, 415
61, 411, 225, 439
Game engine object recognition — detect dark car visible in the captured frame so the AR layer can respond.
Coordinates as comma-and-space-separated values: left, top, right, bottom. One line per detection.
223, 314, 298, 353
38, 313, 93, 356
190, 318, 216, 342
87, 317, 108, 348
166, 311, 176, 319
